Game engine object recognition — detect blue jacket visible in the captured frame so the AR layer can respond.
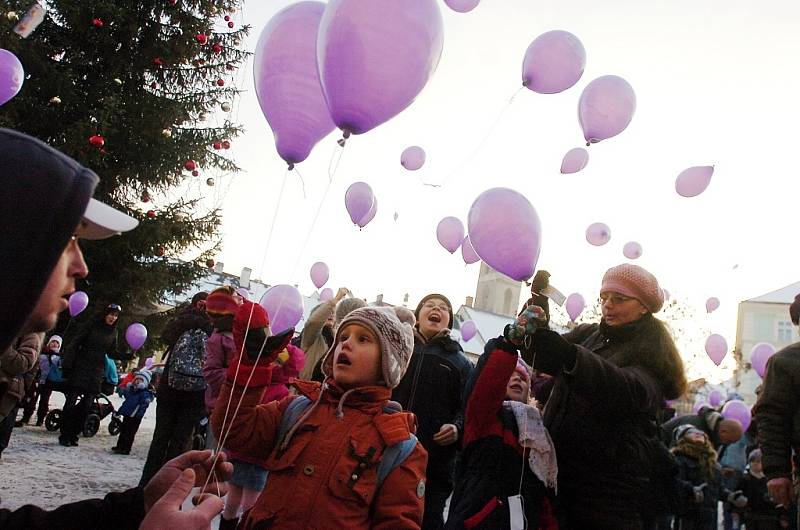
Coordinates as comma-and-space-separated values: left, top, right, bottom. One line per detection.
118, 386, 154, 419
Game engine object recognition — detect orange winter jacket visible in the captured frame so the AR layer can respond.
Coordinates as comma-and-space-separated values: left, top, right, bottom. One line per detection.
211, 378, 428, 529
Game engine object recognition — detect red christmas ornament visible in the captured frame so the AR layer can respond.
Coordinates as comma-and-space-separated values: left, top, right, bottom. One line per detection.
212, 142, 221, 150
198, 59, 205, 65
222, 140, 231, 149
192, 170, 199, 177
216, 79, 225, 87
212, 43, 222, 54
92, 18, 104, 28
224, 15, 231, 22
184, 160, 196, 171
153, 57, 163, 67
156, 246, 165, 257
88, 135, 105, 148
206, 259, 215, 268
168, 0, 177, 5
195, 33, 208, 45
227, 21, 234, 28
147, 210, 156, 219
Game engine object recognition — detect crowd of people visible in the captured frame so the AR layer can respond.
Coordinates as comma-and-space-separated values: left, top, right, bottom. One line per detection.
3, 127, 800, 530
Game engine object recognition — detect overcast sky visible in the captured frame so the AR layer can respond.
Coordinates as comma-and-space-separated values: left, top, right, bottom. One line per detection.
187, 0, 800, 382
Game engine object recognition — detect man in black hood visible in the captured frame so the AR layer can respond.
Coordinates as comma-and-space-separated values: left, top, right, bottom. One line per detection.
0, 129, 231, 529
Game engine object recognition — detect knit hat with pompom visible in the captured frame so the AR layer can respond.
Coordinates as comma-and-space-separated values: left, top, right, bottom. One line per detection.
322, 306, 416, 388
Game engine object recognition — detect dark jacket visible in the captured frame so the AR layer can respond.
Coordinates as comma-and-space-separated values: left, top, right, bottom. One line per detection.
661, 406, 725, 448
541, 320, 669, 528
157, 306, 212, 399
0, 333, 42, 419
735, 471, 785, 526
673, 451, 727, 527
119, 386, 154, 420
754, 341, 800, 481
61, 318, 125, 394
446, 339, 552, 530
392, 330, 473, 485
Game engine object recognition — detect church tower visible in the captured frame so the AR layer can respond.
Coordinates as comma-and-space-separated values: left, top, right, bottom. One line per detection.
474, 262, 523, 317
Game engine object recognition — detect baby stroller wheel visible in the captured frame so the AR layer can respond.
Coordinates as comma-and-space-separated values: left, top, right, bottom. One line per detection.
108, 414, 122, 436
44, 409, 62, 431
83, 413, 100, 437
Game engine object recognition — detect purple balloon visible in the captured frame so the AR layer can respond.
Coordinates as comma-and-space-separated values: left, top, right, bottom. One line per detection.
125, 323, 148, 351
722, 399, 752, 431
259, 284, 304, 334
560, 147, 589, 174
705, 334, 728, 366
236, 288, 251, 301
522, 30, 586, 94
68, 291, 89, 317
751, 342, 776, 378
705, 297, 720, 313
317, 0, 444, 135
254, 3, 335, 166
460, 320, 477, 342
0, 49, 24, 106
319, 287, 334, 302
444, 0, 480, 13
468, 188, 542, 281
437, 216, 465, 254
586, 222, 611, 246
144, 357, 154, 369
692, 400, 709, 413
310, 261, 330, 289
461, 235, 480, 265
565, 293, 585, 322
623, 241, 642, 260
675, 166, 714, 198
708, 389, 724, 407
344, 182, 375, 226
401, 146, 426, 171
358, 196, 378, 228
578, 75, 636, 144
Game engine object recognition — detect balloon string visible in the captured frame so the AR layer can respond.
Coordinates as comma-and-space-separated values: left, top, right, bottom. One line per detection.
328, 142, 345, 183
294, 166, 307, 199
256, 169, 289, 281
434, 86, 523, 188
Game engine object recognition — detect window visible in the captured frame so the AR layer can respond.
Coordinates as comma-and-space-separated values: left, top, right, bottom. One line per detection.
778, 321, 795, 343
754, 314, 774, 340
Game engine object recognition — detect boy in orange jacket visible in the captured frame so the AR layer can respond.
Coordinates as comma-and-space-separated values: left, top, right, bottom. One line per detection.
212, 301, 428, 529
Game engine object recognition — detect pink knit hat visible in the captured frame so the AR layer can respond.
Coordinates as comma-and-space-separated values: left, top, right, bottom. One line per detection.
600, 264, 665, 313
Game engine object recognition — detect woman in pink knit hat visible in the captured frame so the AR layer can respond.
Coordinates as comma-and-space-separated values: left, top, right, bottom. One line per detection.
518, 263, 687, 529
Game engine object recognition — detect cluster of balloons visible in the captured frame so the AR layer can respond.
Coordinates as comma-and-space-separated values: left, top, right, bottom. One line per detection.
344, 182, 377, 228
0, 49, 24, 107
255, 0, 444, 167
260, 284, 304, 334
310, 261, 329, 289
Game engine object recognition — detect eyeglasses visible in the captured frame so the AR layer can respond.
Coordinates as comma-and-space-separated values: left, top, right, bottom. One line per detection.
422, 301, 450, 312
599, 293, 635, 306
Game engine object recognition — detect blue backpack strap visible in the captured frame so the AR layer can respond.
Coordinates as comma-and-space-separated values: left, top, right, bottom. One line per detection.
376, 433, 418, 489
276, 395, 312, 447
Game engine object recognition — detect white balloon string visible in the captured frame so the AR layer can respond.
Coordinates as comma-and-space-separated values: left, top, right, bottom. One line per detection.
256, 169, 289, 281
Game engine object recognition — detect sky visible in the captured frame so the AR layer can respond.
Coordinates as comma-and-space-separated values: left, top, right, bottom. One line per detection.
189, 0, 800, 382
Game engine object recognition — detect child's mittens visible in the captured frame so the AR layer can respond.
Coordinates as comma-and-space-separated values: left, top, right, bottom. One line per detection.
693, 483, 706, 504
728, 490, 748, 508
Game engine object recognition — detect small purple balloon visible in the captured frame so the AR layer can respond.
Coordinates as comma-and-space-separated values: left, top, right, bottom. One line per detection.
253, 2, 336, 166
623, 241, 642, 260
0, 49, 24, 106
437, 216, 465, 254
145, 357, 154, 369
586, 222, 611, 246
400, 146, 426, 171
319, 287, 334, 302
344, 182, 375, 226
708, 389, 724, 407
675, 166, 714, 198
68, 291, 89, 317
310, 262, 330, 289
692, 400, 709, 413
560, 147, 589, 174
751, 342, 776, 378
468, 188, 542, 281
358, 196, 378, 228
705, 334, 728, 366
461, 235, 480, 265
565, 293, 585, 322
259, 284, 304, 334
125, 323, 148, 351
722, 399, 752, 431
444, 0, 480, 13
578, 75, 636, 144
522, 30, 586, 94
705, 297, 720, 313
460, 320, 477, 341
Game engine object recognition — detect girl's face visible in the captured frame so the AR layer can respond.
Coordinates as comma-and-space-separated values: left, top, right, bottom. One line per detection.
686, 431, 708, 444
600, 291, 647, 326
750, 458, 763, 475
505, 371, 530, 403
417, 298, 450, 338
105, 312, 119, 325
332, 324, 382, 389
48, 340, 60, 350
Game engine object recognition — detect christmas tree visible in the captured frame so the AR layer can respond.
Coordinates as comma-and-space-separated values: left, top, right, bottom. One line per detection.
1, 0, 249, 350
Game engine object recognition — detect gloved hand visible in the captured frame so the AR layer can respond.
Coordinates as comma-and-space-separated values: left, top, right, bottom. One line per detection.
693, 483, 707, 504
524, 329, 578, 375
728, 490, 748, 508
243, 328, 294, 364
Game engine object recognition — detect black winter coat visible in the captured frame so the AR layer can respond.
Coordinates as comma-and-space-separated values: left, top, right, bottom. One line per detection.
540, 320, 668, 529
392, 330, 473, 486
61, 319, 128, 394
754, 341, 800, 482
673, 452, 727, 529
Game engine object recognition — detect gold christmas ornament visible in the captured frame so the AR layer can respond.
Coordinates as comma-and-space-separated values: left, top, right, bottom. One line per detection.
6, 11, 19, 21
114, 78, 122, 85
161, 128, 172, 137
206, 177, 215, 186
221, 102, 231, 112
49, 96, 61, 104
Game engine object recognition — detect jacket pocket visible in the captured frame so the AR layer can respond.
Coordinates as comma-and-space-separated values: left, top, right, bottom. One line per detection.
265, 423, 316, 472
327, 436, 381, 507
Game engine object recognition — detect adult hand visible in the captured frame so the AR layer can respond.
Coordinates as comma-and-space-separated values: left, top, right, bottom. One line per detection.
693, 483, 706, 504
335, 287, 349, 302
768, 477, 794, 507
140, 468, 223, 530
143, 450, 233, 512
527, 329, 577, 375
433, 424, 458, 446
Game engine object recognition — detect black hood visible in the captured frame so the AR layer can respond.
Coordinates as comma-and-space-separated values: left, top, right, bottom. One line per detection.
0, 128, 98, 353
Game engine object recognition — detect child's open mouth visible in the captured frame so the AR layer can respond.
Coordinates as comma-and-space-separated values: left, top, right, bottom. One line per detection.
336, 353, 352, 366
428, 313, 441, 323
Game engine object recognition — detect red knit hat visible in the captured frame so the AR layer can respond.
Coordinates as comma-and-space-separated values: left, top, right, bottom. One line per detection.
601, 264, 664, 313
233, 301, 270, 353
206, 288, 238, 316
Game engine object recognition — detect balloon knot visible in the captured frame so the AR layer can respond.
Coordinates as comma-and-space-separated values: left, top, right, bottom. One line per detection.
585, 142, 590, 147
337, 138, 346, 147
287, 163, 295, 171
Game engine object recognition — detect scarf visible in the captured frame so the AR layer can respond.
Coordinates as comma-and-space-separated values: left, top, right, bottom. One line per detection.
503, 400, 558, 491
672, 439, 719, 482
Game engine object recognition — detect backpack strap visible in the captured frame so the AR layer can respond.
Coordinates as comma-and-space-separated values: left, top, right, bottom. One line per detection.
276, 395, 312, 448
376, 433, 418, 489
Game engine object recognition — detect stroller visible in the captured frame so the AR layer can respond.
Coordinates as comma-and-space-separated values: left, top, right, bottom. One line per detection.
44, 390, 123, 437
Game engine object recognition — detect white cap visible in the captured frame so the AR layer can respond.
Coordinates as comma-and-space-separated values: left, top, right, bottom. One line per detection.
76, 198, 139, 240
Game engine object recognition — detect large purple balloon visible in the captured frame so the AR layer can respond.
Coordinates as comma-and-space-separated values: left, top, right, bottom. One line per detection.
751, 342, 776, 378
705, 297, 720, 313
437, 217, 465, 254
310, 262, 329, 289
444, 0, 480, 13
565, 293, 585, 322
522, 30, 586, 94
460, 320, 477, 342
708, 389, 724, 407
125, 323, 148, 351
358, 196, 378, 228
468, 188, 542, 281
317, 0, 444, 135
344, 182, 375, 226
259, 284, 304, 335
68, 291, 89, 317
560, 147, 589, 174
0, 49, 24, 106
401, 146, 426, 171
722, 399, 751, 431
675, 166, 714, 198
578, 75, 636, 144
461, 235, 480, 265
586, 222, 611, 246
705, 334, 728, 366
254, 2, 335, 166
623, 241, 642, 260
